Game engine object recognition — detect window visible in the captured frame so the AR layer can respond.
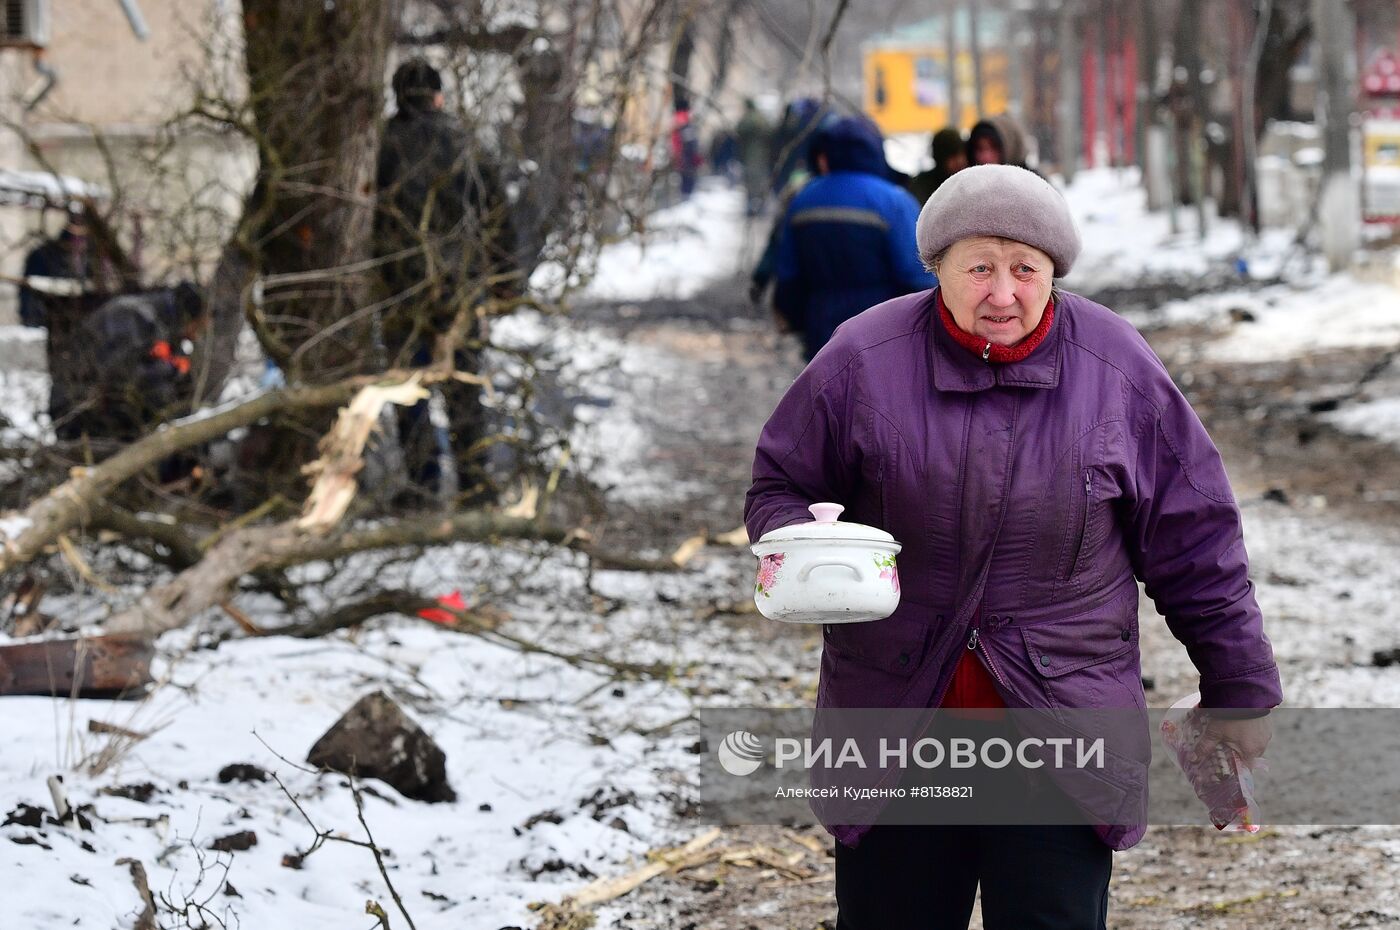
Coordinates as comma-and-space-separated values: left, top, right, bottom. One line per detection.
1, 0, 49, 48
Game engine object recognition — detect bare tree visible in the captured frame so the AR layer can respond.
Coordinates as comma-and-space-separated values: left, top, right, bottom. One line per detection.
0, 0, 715, 638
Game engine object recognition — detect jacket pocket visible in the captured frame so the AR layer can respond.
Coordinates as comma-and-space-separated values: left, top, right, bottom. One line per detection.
1021, 610, 1136, 679
823, 610, 936, 679
1065, 468, 1093, 582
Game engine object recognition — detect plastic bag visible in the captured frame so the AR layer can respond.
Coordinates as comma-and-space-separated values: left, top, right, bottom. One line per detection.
1159, 692, 1264, 833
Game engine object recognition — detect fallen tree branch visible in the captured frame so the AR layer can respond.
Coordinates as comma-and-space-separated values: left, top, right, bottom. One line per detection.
88, 719, 153, 741
582, 548, 683, 573
0, 371, 441, 576
197, 495, 288, 553
88, 504, 203, 569
452, 610, 674, 680
103, 512, 569, 637
281, 590, 426, 639
351, 774, 419, 930
219, 601, 265, 635
101, 510, 694, 639
276, 589, 674, 679
115, 858, 159, 930
530, 828, 722, 927
56, 533, 121, 594
298, 377, 429, 532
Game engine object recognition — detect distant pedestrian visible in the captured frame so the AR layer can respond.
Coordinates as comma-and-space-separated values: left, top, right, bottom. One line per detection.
967, 114, 1032, 169
709, 128, 738, 181
50, 282, 208, 445
671, 109, 702, 198
748, 118, 829, 309
771, 116, 935, 359
374, 58, 515, 503
771, 97, 828, 196
19, 213, 91, 328
735, 98, 774, 216
909, 127, 967, 204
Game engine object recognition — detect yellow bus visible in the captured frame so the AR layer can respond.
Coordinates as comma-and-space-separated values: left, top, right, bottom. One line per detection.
863, 13, 1009, 136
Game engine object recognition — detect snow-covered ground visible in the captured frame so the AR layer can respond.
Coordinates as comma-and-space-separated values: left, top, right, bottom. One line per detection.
582, 185, 750, 302
2, 619, 693, 928
1061, 167, 1302, 291
1118, 274, 1400, 362
0, 183, 758, 930
530, 183, 754, 304
1325, 395, 1400, 448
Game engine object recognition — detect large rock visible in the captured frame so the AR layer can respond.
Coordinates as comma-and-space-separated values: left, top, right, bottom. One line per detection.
306, 691, 455, 803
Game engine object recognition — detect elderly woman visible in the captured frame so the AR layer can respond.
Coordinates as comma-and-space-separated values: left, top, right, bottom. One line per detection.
744, 165, 1282, 930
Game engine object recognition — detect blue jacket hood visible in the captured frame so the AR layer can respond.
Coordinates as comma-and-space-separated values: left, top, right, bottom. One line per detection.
813, 116, 888, 176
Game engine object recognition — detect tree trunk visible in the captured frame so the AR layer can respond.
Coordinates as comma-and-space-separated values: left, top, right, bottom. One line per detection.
1312, 0, 1360, 270
670, 13, 696, 113
1057, 0, 1081, 182
1255, 4, 1311, 128
231, 0, 393, 384
945, 0, 962, 128
1241, 0, 1275, 232
185, 0, 394, 495
512, 38, 576, 276
967, 0, 985, 120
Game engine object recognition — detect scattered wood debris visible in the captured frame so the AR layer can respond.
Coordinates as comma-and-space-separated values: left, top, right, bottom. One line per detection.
528, 827, 835, 928
669, 533, 707, 567
0, 634, 154, 698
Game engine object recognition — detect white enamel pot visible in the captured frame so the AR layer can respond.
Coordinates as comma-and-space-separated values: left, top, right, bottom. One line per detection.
750, 502, 902, 624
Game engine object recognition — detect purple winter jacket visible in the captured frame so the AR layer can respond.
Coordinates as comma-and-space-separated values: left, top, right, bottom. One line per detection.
744, 288, 1284, 850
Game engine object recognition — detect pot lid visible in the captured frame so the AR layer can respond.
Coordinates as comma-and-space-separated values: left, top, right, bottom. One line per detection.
755, 503, 897, 545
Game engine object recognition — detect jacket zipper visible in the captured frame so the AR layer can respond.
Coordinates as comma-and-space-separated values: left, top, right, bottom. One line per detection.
966, 615, 1009, 690
1066, 469, 1092, 582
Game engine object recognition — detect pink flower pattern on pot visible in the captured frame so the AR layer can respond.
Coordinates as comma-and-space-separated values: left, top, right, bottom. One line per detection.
755, 552, 786, 597
874, 553, 899, 593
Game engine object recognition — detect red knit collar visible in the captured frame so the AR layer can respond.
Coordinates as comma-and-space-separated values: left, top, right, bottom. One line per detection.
936, 289, 1055, 363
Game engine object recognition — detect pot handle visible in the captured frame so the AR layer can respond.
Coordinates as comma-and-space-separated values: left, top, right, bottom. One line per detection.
797, 559, 864, 583
808, 502, 844, 523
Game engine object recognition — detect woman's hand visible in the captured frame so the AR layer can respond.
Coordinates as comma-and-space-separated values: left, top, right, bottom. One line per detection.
1200, 713, 1273, 762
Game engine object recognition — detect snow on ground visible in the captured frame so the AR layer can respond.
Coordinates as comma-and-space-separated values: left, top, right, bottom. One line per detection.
531, 181, 752, 304
0, 368, 50, 442
1, 621, 694, 929
582, 183, 748, 302
0, 323, 45, 370
0, 176, 758, 929
1324, 396, 1400, 449
1117, 273, 1400, 363
0, 537, 797, 928
1239, 503, 1400, 707
1061, 167, 1298, 292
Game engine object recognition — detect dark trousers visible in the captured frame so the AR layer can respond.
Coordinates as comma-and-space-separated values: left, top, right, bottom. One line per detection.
835, 823, 1111, 930
390, 342, 487, 498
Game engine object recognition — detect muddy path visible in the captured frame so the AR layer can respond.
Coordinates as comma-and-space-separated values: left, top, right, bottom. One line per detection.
567, 277, 1400, 930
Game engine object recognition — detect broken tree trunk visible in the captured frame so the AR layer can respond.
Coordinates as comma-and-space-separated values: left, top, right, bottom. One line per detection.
102, 511, 567, 637
0, 370, 449, 577
0, 634, 154, 698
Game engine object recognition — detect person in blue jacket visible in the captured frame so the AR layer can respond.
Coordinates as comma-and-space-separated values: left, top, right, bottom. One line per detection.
772, 115, 936, 359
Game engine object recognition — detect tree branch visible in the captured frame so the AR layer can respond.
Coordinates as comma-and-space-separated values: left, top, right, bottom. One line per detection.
277, 589, 674, 679
88, 504, 203, 569
395, 23, 532, 52
0, 370, 444, 576
102, 511, 567, 636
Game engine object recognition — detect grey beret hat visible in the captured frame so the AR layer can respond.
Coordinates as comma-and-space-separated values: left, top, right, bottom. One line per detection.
915, 164, 1082, 276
